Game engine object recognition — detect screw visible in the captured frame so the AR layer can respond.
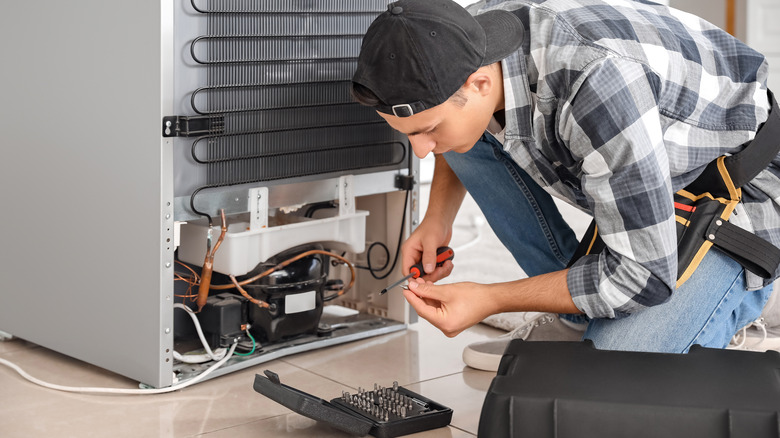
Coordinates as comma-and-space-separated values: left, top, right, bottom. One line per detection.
165, 328, 171, 334
165, 262, 171, 268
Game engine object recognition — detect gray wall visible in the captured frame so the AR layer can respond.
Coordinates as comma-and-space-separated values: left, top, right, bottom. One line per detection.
670, 0, 726, 29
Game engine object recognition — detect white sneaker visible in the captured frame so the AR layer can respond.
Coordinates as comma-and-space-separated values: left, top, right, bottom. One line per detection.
727, 317, 780, 352
462, 313, 586, 372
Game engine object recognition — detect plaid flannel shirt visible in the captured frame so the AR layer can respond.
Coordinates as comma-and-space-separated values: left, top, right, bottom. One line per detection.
471, 0, 777, 318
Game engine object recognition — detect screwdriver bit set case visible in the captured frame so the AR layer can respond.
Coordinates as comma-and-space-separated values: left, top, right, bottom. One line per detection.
253, 370, 453, 437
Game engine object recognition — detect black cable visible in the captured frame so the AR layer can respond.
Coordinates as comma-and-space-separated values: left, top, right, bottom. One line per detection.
190, 186, 213, 227
358, 190, 408, 280
351, 241, 390, 271
305, 201, 338, 218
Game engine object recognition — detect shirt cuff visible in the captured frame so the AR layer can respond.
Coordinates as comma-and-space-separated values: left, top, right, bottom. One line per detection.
567, 255, 617, 319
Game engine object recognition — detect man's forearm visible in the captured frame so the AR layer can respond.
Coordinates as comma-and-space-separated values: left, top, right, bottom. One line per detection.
488, 269, 582, 315
425, 155, 468, 225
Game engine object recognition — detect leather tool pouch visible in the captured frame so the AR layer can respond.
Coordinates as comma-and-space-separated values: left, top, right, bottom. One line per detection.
569, 91, 780, 288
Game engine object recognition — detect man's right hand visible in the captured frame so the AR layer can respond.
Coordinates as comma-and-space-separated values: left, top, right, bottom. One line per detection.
402, 217, 454, 282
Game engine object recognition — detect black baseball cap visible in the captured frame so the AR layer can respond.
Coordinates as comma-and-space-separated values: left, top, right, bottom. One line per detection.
352, 0, 524, 117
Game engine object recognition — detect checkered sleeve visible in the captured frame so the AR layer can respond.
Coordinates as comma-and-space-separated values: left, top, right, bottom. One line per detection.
562, 56, 679, 319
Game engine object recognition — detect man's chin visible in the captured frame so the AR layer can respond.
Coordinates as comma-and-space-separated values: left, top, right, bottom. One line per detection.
450, 143, 476, 154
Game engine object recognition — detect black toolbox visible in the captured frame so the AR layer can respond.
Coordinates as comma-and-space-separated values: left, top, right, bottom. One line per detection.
479, 340, 780, 438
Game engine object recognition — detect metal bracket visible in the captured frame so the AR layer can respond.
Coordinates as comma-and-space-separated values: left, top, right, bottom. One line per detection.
338, 175, 355, 216
0, 330, 13, 341
162, 115, 225, 137
249, 187, 269, 231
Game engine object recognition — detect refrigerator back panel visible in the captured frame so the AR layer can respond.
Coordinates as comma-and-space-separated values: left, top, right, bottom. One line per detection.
172, 0, 407, 199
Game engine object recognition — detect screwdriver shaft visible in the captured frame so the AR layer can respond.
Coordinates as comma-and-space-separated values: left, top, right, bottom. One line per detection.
379, 272, 414, 295
378, 246, 454, 295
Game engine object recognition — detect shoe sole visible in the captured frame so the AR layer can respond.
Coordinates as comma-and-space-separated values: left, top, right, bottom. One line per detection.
462, 348, 502, 372
739, 336, 780, 352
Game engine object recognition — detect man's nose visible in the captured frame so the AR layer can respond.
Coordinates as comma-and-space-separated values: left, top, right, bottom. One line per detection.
409, 135, 435, 159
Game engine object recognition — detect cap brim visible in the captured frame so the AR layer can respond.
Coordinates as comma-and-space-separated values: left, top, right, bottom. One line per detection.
475, 10, 525, 66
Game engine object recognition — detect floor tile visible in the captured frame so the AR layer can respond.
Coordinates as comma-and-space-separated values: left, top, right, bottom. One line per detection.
403, 369, 496, 436
281, 320, 502, 389
0, 337, 39, 355
0, 348, 348, 438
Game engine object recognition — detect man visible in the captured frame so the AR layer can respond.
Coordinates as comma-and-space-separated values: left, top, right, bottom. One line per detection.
352, 0, 779, 371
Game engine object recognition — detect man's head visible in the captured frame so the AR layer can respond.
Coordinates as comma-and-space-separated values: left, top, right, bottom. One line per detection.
352, 0, 524, 156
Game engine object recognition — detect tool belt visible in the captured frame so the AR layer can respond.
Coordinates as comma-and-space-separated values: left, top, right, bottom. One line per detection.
569, 90, 780, 288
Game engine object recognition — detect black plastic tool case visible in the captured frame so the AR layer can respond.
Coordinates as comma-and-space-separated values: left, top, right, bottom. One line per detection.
479, 340, 780, 438
253, 370, 453, 437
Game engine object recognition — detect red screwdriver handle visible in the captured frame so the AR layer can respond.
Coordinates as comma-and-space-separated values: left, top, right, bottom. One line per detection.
409, 246, 455, 279
436, 246, 455, 264
409, 264, 424, 279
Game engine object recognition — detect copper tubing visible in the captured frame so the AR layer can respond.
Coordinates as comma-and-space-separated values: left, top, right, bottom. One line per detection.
229, 275, 270, 308
196, 209, 227, 312
209, 249, 356, 300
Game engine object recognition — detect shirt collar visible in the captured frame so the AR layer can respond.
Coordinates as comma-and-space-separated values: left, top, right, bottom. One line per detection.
499, 33, 534, 143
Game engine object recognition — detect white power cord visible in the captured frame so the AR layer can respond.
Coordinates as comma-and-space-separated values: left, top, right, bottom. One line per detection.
173, 303, 228, 362
0, 343, 236, 395
0, 303, 239, 394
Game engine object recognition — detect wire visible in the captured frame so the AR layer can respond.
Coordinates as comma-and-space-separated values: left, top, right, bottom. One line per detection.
174, 261, 202, 302
364, 190, 409, 280
353, 241, 390, 274
174, 303, 227, 361
189, 186, 213, 228
343, 190, 411, 280
233, 329, 257, 357
0, 343, 237, 395
304, 201, 338, 218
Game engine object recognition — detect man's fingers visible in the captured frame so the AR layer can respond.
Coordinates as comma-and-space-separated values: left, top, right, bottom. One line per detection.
406, 278, 445, 301
421, 245, 438, 274
402, 289, 437, 321
422, 260, 454, 283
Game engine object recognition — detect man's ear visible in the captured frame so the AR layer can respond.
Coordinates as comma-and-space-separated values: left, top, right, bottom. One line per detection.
464, 66, 494, 97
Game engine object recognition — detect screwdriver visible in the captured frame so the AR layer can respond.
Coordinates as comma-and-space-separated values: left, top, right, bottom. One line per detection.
379, 246, 455, 294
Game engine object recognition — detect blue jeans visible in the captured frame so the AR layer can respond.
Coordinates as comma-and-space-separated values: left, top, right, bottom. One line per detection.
443, 133, 773, 353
